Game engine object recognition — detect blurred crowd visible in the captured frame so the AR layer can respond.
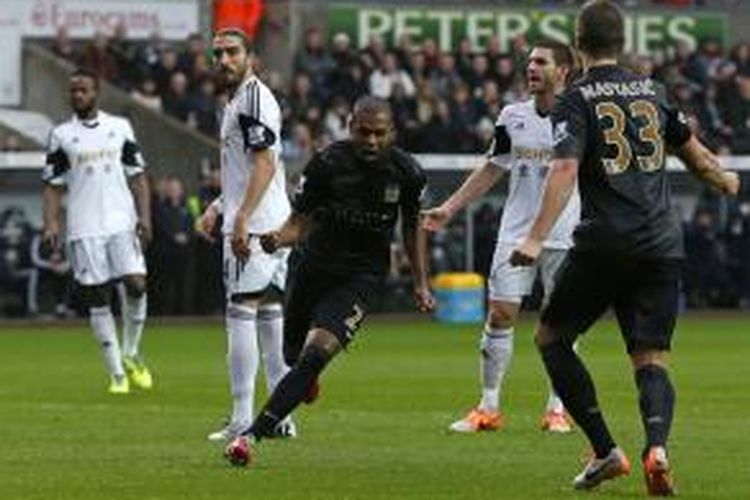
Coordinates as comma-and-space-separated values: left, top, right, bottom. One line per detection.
47, 22, 750, 162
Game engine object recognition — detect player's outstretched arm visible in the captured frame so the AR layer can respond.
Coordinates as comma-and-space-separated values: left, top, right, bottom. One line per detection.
402, 216, 435, 313
259, 212, 311, 254
421, 161, 505, 232
42, 184, 64, 251
510, 158, 578, 266
128, 173, 152, 247
677, 136, 740, 196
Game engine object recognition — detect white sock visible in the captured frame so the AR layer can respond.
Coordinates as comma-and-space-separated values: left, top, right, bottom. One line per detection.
478, 326, 514, 412
257, 303, 290, 393
226, 302, 259, 426
545, 339, 578, 413
89, 306, 125, 377
118, 284, 147, 358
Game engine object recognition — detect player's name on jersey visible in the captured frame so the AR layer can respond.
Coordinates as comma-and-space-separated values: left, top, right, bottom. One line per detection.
515, 146, 553, 162
579, 80, 656, 101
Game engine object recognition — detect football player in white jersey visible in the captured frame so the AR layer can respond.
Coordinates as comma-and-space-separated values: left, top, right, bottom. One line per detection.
422, 40, 580, 433
42, 68, 153, 394
197, 28, 295, 441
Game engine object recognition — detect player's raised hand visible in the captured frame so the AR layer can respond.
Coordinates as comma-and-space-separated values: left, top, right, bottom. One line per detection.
231, 218, 251, 262
421, 206, 453, 232
413, 285, 436, 313
259, 231, 281, 254
721, 171, 740, 196
510, 237, 543, 267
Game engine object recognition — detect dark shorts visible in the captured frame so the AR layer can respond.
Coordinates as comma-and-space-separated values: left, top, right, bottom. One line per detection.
283, 263, 382, 365
541, 251, 681, 353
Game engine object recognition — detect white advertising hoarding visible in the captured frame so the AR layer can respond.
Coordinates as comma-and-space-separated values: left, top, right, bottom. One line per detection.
0, 23, 21, 105
2, 0, 199, 40
0, 0, 199, 105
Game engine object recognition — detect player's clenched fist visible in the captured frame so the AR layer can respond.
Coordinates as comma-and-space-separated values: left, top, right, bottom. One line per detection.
510, 237, 543, 267
421, 207, 453, 232
259, 231, 282, 254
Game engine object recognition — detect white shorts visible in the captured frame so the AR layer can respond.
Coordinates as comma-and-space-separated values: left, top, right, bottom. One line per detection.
69, 231, 146, 286
223, 236, 289, 298
487, 242, 568, 304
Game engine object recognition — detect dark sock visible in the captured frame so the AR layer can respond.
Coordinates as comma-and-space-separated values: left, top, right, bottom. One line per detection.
247, 344, 331, 440
635, 364, 675, 457
540, 339, 616, 458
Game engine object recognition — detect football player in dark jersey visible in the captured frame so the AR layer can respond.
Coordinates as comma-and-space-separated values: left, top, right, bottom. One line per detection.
510, 0, 739, 495
224, 96, 435, 466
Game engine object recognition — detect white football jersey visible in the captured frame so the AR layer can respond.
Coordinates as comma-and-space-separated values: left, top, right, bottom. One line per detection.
220, 75, 290, 234
487, 100, 580, 249
43, 111, 145, 241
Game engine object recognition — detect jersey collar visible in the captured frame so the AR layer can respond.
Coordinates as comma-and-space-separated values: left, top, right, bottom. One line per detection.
73, 110, 101, 128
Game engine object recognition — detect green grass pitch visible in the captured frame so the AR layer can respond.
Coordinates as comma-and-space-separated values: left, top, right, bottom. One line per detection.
0, 314, 748, 499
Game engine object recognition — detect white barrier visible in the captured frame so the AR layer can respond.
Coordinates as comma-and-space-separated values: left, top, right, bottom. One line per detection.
413, 154, 750, 172
3, 151, 750, 172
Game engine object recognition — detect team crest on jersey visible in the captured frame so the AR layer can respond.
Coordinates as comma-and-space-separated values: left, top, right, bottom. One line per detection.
553, 121, 569, 146
246, 125, 266, 144
512, 121, 525, 130
384, 183, 400, 203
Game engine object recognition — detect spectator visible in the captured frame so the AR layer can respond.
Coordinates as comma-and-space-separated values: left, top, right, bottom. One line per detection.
418, 99, 458, 153
131, 77, 163, 111
50, 27, 78, 63
82, 32, 119, 82
369, 52, 416, 100
189, 77, 219, 136
154, 49, 179, 97
288, 71, 320, 123
450, 83, 481, 152
431, 53, 462, 100
495, 55, 518, 94
466, 54, 492, 95
294, 27, 334, 92
282, 122, 315, 167
162, 72, 191, 122
137, 31, 166, 75
178, 33, 207, 75
109, 22, 140, 88
455, 37, 475, 82
683, 208, 733, 307
30, 232, 72, 318
189, 53, 212, 92
154, 177, 192, 315
725, 200, 750, 307
0, 208, 35, 316
422, 38, 441, 74
326, 32, 359, 101
191, 168, 223, 314
725, 73, 750, 153
323, 96, 350, 142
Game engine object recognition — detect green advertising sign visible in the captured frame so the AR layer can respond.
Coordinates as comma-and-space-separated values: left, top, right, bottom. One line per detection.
328, 5, 728, 55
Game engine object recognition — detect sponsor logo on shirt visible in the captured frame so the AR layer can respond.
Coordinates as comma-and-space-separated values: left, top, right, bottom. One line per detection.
384, 184, 400, 203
